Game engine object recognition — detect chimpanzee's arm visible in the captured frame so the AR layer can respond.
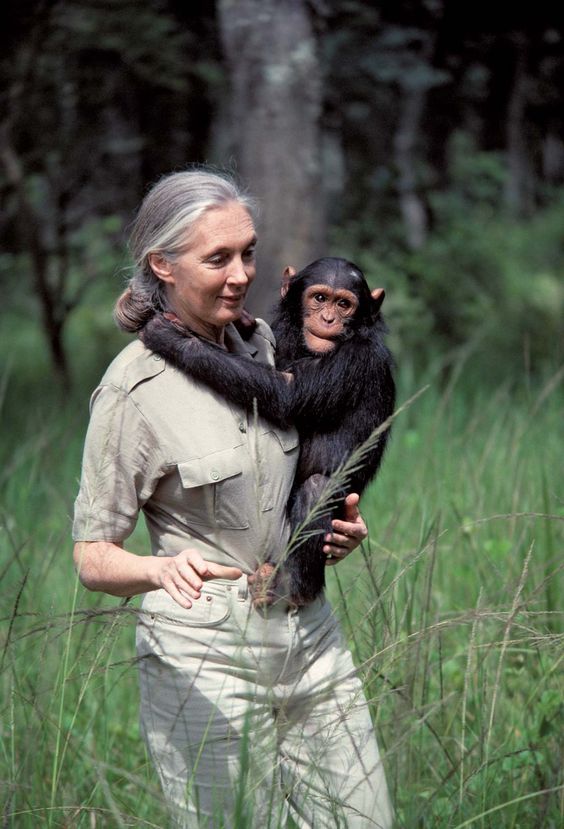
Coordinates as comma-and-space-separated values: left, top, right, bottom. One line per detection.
141, 314, 292, 428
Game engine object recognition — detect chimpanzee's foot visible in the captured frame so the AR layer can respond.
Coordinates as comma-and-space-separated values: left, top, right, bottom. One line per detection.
247, 563, 299, 608
248, 563, 278, 608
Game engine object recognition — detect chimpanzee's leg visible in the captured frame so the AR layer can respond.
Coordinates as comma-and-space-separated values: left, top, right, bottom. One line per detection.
284, 473, 337, 605
248, 474, 334, 608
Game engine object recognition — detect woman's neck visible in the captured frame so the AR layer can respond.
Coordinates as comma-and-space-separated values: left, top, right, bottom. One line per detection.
165, 306, 226, 346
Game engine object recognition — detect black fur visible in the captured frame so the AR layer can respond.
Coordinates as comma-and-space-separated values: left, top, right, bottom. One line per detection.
141, 257, 395, 605
272, 258, 395, 603
140, 315, 293, 429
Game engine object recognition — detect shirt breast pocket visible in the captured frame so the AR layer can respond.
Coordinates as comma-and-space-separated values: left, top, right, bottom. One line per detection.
177, 447, 249, 530
259, 428, 300, 513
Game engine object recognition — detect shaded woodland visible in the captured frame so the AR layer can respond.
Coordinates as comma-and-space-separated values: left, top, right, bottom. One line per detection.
1, 0, 563, 386
1, 5, 563, 827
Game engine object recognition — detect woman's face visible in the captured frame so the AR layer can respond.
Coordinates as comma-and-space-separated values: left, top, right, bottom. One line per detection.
150, 201, 257, 342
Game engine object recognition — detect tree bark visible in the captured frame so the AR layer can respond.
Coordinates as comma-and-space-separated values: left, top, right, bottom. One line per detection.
542, 129, 564, 185
216, 0, 325, 320
505, 40, 535, 216
392, 30, 438, 252
393, 84, 429, 251
0, 131, 71, 388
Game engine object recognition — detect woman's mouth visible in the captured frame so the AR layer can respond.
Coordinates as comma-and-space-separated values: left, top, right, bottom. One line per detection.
220, 295, 244, 305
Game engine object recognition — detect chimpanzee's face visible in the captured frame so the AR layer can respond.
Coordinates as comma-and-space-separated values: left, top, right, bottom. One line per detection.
301, 279, 359, 353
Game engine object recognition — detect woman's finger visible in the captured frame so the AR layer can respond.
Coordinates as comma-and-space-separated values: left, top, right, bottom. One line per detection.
204, 562, 243, 581
161, 575, 194, 609
175, 549, 242, 582
180, 548, 208, 574
172, 564, 203, 597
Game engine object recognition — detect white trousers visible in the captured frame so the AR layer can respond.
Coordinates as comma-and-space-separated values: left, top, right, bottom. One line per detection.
136, 577, 392, 828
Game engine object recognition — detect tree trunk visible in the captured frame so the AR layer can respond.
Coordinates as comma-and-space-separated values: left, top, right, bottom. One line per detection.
542, 129, 564, 185
393, 84, 429, 251
216, 0, 325, 320
0, 132, 71, 388
505, 41, 535, 216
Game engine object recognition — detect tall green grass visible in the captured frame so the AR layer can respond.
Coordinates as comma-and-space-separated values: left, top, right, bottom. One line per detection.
0, 350, 562, 826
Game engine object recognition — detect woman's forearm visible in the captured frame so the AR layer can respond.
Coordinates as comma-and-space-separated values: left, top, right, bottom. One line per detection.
73, 540, 162, 597
73, 540, 242, 606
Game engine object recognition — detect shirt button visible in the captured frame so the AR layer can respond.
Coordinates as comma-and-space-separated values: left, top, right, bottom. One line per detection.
238, 422, 246, 433
210, 469, 220, 481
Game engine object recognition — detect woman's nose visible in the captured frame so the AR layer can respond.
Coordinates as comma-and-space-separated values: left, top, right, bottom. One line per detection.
227, 258, 251, 284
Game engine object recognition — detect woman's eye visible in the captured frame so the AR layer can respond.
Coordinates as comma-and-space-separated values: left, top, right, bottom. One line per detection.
242, 247, 256, 262
208, 254, 226, 266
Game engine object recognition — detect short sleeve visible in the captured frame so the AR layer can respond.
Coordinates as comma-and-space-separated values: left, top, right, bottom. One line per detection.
72, 384, 165, 542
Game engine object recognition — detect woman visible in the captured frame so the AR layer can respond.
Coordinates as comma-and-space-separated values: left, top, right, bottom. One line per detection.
73, 169, 392, 828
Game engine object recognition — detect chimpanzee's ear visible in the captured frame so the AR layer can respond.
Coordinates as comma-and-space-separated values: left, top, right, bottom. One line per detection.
281, 266, 297, 297
371, 287, 385, 313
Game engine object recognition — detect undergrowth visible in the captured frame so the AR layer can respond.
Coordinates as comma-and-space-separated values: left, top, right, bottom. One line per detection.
0, 349, 562, 827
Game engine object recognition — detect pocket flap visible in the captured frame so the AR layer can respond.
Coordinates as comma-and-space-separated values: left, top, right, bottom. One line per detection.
271, 429, 300, 453
178, 447, 243, 488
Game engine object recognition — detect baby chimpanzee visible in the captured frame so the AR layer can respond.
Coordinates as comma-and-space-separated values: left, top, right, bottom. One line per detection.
142, 257, 395, 606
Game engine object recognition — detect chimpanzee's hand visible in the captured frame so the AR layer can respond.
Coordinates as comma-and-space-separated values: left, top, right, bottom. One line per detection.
248, 563, 297, 608
247, 562, 277, 607
233, 308, 257, 340
324, 493, 368, 566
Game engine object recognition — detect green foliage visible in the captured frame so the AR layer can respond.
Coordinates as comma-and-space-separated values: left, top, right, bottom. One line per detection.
51, 0, 192, 92
0, 213, 128, 399
331, 142, 564, 381
0, 324, 562, 826
1, 0, 223, 383
331, 370, 563, 827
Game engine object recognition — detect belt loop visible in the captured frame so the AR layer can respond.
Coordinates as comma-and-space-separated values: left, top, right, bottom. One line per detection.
237, 575, 248, 602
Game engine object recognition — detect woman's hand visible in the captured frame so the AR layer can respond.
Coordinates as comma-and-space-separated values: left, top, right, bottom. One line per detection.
156, 549, 242, 609
74, 541, 241, 608
324, 493, 368, 566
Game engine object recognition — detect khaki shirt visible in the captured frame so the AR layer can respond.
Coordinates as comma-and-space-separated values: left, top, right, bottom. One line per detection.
73, 321, 299, 573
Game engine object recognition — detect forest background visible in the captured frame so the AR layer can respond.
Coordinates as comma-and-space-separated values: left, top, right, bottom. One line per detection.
0, 1, 562, 827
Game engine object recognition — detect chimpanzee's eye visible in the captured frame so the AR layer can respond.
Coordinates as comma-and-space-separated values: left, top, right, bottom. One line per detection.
314, 293, 326, 303
338, 299, 352, 309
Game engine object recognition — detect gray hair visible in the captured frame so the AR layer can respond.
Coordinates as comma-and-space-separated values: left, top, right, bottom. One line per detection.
114, 169, 257, 332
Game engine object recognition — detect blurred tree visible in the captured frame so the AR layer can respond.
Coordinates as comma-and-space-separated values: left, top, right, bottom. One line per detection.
504, 33, 537, 216
321, 0, 450, 249
387, 22, 443, 251
321, 0, 564, 240
1, 0, 564, 379
216, 0, 325, 319
0, 0, 212, 385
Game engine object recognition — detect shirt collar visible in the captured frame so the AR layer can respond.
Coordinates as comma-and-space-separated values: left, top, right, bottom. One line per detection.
224, 322, 259, 358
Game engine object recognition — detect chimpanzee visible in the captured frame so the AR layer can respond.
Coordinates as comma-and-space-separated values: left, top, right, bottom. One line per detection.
141, 257, 395, 606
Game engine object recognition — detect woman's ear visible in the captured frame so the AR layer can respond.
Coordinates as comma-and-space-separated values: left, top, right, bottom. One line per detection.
148, 253, 174, 283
